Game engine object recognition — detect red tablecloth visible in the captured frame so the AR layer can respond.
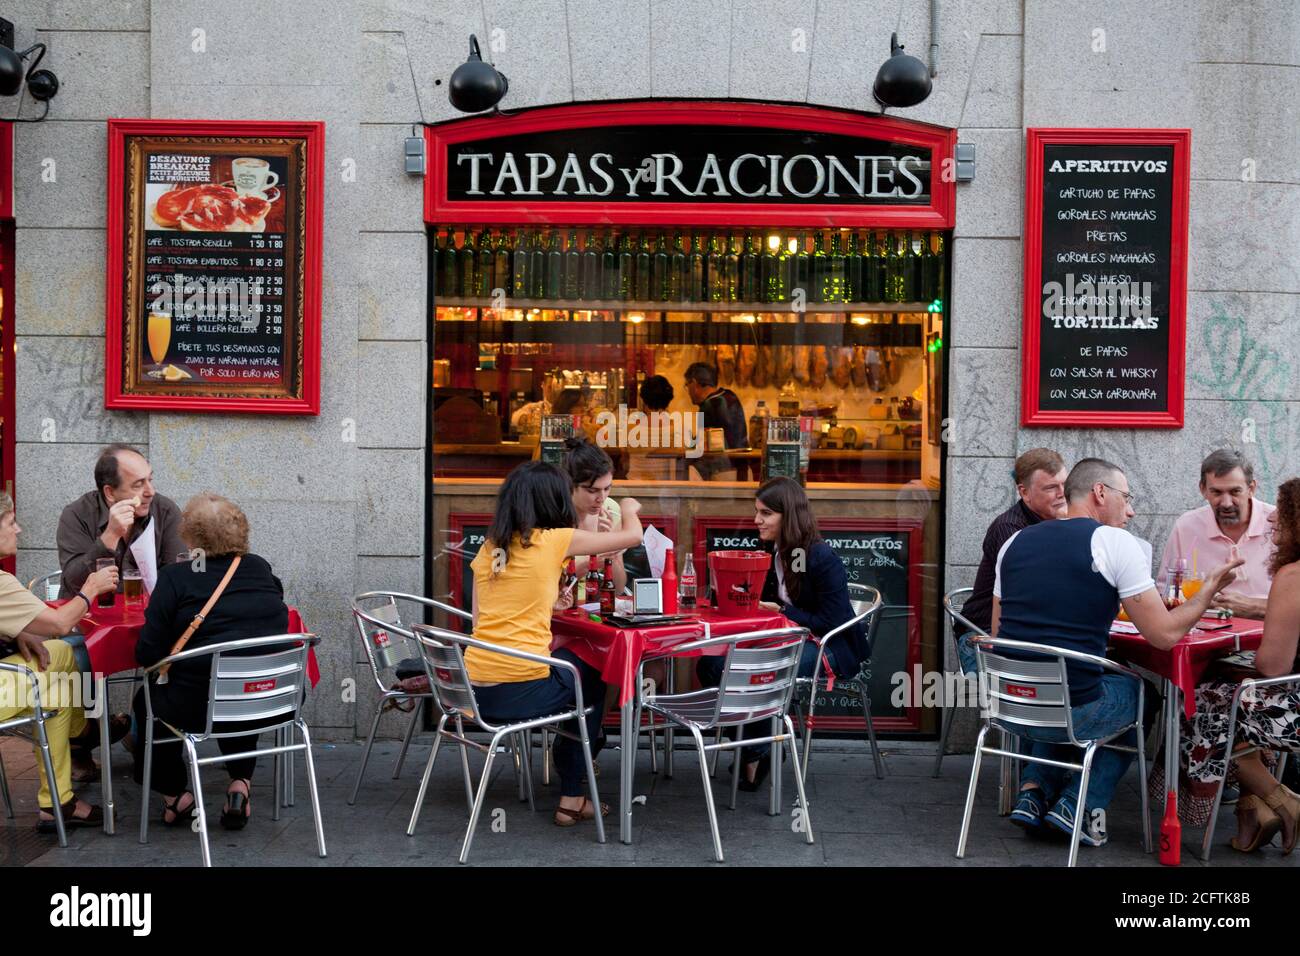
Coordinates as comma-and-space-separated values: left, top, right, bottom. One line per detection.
51, 598, 319, 687
550, 608, 792, 706
1109, 616, 1264, 718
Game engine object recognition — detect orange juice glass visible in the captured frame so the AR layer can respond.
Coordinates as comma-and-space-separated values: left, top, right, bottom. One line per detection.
147, 311, 171, 366
1181, 576, 1204, 600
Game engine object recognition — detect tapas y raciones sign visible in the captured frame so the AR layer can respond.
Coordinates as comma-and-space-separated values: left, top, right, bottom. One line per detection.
105, 119, 323, 414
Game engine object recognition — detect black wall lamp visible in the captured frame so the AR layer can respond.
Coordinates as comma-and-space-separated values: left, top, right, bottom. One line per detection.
448, 34, 508, 114
873, 32, 932, 111
0, 18, 60, 120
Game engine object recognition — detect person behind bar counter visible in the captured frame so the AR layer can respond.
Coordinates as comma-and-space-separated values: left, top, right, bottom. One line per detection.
697, 477, 866, 792
684, 362, 747, 482
470, 461, 643, 826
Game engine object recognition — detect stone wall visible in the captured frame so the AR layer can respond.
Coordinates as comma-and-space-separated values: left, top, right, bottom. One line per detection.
10, 0, 1297, 742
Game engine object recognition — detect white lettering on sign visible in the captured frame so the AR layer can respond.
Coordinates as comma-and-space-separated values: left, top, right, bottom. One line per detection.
453, 149, 928, 201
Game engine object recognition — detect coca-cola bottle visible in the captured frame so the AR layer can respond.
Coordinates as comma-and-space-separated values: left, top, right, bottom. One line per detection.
679, 553, 697, 611
585, 557, 601, 605
600, 558, 616, 615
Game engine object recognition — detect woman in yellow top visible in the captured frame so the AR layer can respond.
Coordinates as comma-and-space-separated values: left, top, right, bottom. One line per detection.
469, 461, 643, 826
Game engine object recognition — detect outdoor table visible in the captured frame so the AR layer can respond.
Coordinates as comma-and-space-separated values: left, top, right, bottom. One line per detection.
1108, 614, 1264, 834
48, 597, 316, 835
550, 606, 790, 844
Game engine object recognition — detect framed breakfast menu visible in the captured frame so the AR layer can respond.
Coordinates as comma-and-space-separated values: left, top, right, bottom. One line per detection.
105, 119, 323, 414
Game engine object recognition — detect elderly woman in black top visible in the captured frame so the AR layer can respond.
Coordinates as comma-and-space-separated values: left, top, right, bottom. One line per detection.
132, 493, 289, 830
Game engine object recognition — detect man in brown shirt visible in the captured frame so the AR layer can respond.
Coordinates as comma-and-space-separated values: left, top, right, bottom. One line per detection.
56, 444, 186, 599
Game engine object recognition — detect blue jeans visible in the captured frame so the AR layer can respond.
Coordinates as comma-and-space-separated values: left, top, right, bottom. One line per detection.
472, 647, 606, 798
695, 640, 820, 762
1016, 672, 1140, 814
957, 628, 980, 676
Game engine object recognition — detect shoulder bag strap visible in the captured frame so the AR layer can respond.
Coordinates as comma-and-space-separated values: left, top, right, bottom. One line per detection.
156, 555, 242, 683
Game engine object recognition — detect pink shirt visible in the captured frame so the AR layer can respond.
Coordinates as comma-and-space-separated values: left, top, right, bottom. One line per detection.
1159, 498, 1276, 599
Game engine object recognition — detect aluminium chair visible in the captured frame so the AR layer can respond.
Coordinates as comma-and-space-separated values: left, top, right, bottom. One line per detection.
934, 586, 975, 777
1199, 671, 1300, 860
0, 662, 69, 846
137, 633, 326, 867
405, 623, 606, 863
790, 583, 884, 783
635, 626, 815, 862
349, 590, 472, 805
955, 634, 1152, 867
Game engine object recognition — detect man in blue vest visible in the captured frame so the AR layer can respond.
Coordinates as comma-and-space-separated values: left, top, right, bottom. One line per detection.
990, 458, 1242, 847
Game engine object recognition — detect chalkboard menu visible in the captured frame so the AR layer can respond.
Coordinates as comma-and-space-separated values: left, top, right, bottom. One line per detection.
695, 518, 922, 731
1021, 129, 1189, 428
105, 120, 324, 415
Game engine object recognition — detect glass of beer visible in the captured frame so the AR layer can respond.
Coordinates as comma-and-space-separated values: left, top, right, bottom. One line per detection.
95, 558, 116, 608
147, 310, 171, 377
123, 569, 144, 609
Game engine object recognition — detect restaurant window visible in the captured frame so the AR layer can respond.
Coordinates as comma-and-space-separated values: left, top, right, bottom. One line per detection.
424, 102, 952, 736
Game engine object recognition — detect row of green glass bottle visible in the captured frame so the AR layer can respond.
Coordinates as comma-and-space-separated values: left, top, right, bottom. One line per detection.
433, 227, 945, 306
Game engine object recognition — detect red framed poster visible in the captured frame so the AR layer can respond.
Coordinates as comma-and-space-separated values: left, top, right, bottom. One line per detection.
1021, 128, 1190, 427
446, 510, 680, 608
105, 119, 323, 414
425, 100, 957, 231
0, 120, 12, 575
693, 515, 924, 732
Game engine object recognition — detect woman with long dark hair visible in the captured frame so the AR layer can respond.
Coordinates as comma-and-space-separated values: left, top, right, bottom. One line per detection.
1177, 477, 1300, 853
469, 461, 642, 826
698, 476, 867, 790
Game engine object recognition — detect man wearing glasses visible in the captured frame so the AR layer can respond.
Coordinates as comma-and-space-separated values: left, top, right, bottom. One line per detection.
989, 458, 1242, 848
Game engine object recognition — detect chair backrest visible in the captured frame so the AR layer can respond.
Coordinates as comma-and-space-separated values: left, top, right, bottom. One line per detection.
973, 635, 1073, 738
410, 624, 485, 728
845, 582, 883, 650
196, 634, 316, 736
28, 571, 61, 602
352, 591, 421, 688
713, 627, 808, 726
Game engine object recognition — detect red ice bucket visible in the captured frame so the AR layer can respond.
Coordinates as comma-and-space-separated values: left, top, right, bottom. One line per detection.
708, 550, 771, 617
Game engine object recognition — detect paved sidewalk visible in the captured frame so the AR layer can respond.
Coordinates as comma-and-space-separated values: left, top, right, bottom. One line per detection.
2, 736, 1296, 867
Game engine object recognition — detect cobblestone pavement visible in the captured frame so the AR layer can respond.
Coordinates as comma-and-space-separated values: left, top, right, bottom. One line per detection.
3, 736, 1296, 868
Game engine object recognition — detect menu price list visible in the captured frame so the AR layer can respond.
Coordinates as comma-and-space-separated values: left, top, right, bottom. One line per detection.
143, 229, 288, 386
1036, 144, 1175, 414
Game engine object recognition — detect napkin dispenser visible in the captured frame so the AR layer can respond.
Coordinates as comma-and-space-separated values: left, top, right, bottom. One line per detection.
633, 578, 663, 615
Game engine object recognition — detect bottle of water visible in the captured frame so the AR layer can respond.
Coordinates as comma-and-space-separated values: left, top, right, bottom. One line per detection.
679, 553, 697, 611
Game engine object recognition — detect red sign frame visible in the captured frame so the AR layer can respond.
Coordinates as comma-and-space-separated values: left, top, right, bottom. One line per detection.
692, 514, 924, 733
424, 100, 957, 231
104, 119, 324, 415
1020, 128, 1190, 428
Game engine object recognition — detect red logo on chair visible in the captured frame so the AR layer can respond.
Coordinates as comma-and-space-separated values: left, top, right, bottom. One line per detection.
434, 667, 453, 683
1005, 683, 1037, 699
372, 630, 390, 648
748, 671, 776, 685
244, 679, 277, 693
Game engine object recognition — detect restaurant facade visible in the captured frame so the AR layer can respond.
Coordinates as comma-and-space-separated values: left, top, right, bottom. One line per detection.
6, 0, 1297, 745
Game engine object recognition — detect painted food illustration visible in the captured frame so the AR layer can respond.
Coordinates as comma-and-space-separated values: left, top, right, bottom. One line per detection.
150, 183, 276, 232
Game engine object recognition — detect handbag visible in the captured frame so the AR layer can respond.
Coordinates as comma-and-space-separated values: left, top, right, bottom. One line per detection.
155, 555, 242, 684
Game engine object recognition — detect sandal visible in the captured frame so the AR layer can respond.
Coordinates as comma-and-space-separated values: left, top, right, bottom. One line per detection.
37, 797, 103, 833
553, 798, 610, 827
221, 778, 252, 831
161, 791, 196, 827
1229, 794, 1281, 853
1262, 784, 1300, 854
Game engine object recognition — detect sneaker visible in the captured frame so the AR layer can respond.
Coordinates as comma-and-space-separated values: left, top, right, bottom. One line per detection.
1045, 795, 1108, 847
1009, 788, 1050, 831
